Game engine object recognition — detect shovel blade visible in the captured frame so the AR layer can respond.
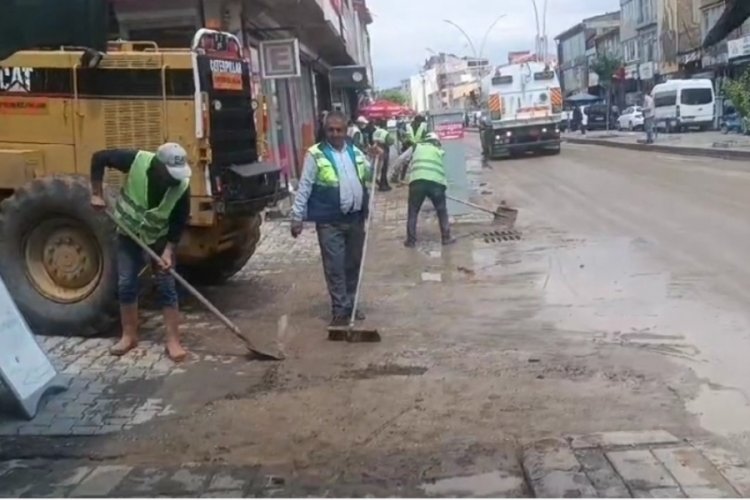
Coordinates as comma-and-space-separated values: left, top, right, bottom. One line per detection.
493, 206, 518, 226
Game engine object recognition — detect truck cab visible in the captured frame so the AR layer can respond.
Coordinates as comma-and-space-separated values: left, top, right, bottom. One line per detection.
479, 61, 563, 159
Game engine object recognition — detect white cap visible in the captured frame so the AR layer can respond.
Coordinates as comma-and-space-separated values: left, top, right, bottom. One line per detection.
425, 132, 440, 142
356, 116, 369, 125
156, 143, 192, 181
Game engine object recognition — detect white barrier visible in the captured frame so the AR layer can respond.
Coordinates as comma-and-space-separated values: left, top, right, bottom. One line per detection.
0, 276, 69, 419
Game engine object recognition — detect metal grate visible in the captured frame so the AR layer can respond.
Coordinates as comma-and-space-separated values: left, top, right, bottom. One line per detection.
103, 101, 164, 188
480, 230, 522, 243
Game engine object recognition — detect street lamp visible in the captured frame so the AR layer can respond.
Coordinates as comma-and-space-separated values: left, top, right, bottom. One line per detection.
530, 0, 549, 60
442, 14, 507, 61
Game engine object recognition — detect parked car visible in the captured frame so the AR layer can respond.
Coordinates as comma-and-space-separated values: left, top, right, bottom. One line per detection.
617, 106, 645, 131
651, 79, 715, 132
583, 103, 613, 130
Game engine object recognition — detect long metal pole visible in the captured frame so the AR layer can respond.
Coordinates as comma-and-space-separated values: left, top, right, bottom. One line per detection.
478, 14, 507, 61
443, 19, 478, 60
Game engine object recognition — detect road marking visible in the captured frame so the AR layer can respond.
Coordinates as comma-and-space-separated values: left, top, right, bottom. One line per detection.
657, 155, 701, 163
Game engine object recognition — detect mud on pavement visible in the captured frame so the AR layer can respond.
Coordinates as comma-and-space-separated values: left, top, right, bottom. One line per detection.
4, 139, 750, 496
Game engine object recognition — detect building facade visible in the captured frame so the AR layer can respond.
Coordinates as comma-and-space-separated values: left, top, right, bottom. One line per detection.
556, 11, 621, 97
111, 0, 374, 180
408, 53, 489, 113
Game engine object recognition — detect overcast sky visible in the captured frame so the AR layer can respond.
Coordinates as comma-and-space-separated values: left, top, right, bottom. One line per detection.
368, 0, 621, 88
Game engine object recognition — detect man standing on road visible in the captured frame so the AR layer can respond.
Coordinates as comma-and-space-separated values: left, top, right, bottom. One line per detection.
643, 93, 656, 144
403, 132, 454, 248
89, 143, 191, 362
290, 111, 381, 327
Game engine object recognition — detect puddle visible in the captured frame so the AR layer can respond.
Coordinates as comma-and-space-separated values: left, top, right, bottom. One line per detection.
421, 471, 525, 497
687, 385, 750, 437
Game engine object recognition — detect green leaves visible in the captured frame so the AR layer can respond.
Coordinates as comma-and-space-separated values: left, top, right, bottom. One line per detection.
589, 53, 623, 86
724, 68, 750, 118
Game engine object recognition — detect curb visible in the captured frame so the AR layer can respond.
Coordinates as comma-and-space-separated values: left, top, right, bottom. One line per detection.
563, 137, 750, 162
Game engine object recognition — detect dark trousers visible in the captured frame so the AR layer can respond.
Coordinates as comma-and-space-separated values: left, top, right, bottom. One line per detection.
406, 180, 451, 244
378, 147, 391, 190
316, 217, 366, 318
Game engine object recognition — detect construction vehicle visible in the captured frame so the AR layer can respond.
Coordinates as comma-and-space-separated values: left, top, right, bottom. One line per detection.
0, 29, 286, 336
479, 61, 563, 159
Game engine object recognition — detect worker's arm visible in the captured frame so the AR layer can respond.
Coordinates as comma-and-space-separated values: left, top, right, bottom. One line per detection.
90, 149, 138, 198
290, 153, 318, 223
166, 187, 191, 246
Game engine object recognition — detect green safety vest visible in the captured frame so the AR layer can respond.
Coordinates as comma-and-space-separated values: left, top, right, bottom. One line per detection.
407, 122, 427, 143
409, 143, 447, 186
310, 144, 372, 187
113, 151, 190, 245
373, 127, 391, 145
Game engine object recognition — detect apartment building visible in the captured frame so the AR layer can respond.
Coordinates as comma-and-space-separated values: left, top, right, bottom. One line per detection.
555, 11, 621, 97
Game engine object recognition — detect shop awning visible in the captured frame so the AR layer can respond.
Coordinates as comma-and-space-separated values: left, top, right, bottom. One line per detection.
704, 0, 750, 48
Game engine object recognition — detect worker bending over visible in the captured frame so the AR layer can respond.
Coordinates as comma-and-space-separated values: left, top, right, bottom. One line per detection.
90, 143, 191, 362
404, 132, 454, 248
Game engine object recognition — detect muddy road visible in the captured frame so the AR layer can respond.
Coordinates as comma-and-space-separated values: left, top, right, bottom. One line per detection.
38, 138, 750, 489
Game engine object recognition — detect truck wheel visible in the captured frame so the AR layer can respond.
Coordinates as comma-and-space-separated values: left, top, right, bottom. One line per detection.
0, 176, 118, 336
181, 215, 262, 286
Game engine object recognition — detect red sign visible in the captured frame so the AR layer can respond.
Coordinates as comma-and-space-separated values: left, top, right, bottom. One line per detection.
436, 123, 465, 141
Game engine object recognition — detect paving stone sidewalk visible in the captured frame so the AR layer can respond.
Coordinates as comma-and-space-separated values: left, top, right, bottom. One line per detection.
524, 430, 750, 498
1, 431, 749, 497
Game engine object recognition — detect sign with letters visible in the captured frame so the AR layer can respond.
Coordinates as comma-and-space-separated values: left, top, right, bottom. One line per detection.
0, 276, 68, 419
210, 59, 244, 91
260, 39, 301, 79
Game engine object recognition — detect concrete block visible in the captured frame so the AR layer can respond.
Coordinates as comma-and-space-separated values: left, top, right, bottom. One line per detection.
692, 444, 750, 497
208, 472, 249, 491
54, 466, 93, 487
46, 418, 77, 435
112, 467, 168, 495
70, 465, 132, 497
575, 449, 630, 498
167, 468, 209, 493
523, 439, 597, 498
569, 430, 680, 449
653, 446, 735, 495
607, 449, 678, 490
683, 486, 738, 498
202, 490, 243, 497
632, 487, 685, 498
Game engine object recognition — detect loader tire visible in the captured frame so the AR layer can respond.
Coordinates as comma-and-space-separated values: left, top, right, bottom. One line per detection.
181, 214, 262, 286
0, 176, 119, 337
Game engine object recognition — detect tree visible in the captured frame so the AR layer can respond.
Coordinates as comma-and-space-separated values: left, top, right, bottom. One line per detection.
724, 68, 750, 119
589, 53, 623, 131
377, 89, 409, 105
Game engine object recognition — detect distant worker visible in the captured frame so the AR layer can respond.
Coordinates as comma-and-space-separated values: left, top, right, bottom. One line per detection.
290, 111, 381, 327
643, 93, 656, 144
403, 114, 428, 152
403, 132, 454, 248
350, 116, 369, 149
89, 143, 191, 362
372, 119, 394, 192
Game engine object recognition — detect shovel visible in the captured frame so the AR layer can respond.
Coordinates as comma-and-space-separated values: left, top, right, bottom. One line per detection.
446, 195, 518, 226
105, 211, 284, 361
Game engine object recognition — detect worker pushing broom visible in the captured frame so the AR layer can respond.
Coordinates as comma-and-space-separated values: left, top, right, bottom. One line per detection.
290, 111, 383, 334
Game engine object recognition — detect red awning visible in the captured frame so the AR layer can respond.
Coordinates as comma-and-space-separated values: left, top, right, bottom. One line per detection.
360, 100, 414, 119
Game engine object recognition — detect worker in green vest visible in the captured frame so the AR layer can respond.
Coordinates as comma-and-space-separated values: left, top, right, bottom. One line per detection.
90, 143, 191, 362
372, 120, 394, 192
404, 132, 454, 247
402, 114, 428, 152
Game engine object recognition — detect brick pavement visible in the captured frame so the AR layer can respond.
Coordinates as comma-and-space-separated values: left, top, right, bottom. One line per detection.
1, 430, 749, 497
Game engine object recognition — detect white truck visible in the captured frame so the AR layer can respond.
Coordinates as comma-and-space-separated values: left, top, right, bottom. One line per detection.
479, 61, 563, 159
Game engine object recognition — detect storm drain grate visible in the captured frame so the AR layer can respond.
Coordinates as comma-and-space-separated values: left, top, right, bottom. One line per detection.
480, 230, 522, 243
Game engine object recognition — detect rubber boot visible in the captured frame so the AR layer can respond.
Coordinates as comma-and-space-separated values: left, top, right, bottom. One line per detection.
110, 303, 139, 356
163, 307, 188, 363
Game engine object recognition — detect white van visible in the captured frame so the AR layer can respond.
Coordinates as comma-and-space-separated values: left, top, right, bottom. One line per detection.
651, 79, 715, 132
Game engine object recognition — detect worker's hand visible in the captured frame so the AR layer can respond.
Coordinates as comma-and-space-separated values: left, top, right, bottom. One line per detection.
159, 246, 174, 272
290, 220, 303, 239
367, 145, 383, 157
90, 195, 106, 211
